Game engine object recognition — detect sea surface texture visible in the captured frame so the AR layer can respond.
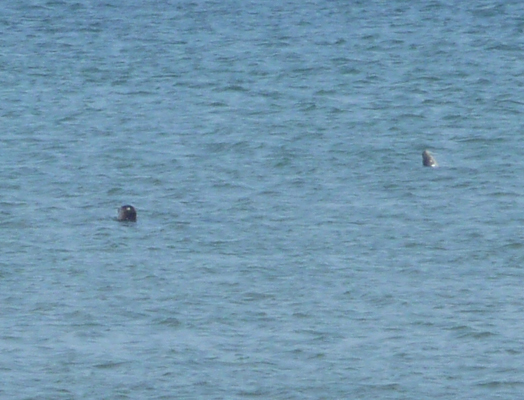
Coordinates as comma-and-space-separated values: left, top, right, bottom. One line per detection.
2, 0, 524, 399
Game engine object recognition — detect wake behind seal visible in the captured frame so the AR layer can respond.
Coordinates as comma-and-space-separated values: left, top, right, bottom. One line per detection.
422, 150, 438, 167
117, 205, 137, 222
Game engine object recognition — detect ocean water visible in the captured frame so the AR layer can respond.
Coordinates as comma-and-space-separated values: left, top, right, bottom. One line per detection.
2, 0, 524, 398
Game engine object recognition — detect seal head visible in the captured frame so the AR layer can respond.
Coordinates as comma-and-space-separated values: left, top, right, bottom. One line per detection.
422, 150, 438, 167
118, 205, 137, 222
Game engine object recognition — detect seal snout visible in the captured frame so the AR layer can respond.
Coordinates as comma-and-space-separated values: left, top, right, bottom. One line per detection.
118, 205, 137, 222
422, 150, 438, 167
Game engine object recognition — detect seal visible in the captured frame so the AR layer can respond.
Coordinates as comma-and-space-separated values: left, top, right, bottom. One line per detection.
118, 205, 137, 222
422, 150, 438, 167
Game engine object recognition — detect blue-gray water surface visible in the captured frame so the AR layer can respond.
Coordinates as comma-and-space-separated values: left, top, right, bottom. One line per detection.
2, 0, 524, 399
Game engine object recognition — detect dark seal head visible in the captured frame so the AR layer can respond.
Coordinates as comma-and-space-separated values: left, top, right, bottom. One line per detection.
118, 205, 137, 222
422, 150, 438, 167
